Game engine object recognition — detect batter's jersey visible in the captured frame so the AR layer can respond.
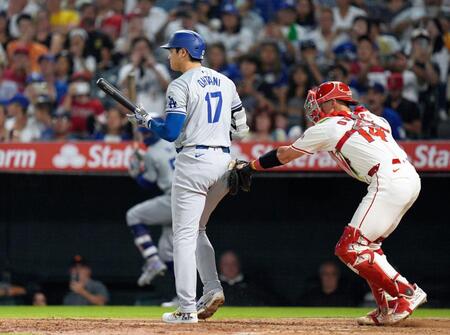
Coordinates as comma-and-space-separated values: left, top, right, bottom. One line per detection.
164, 66, 242, 149
290, 109, 409, 184
142, 139, 176, 194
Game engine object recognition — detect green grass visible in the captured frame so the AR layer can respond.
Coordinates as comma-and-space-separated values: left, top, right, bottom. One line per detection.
0, 306, 448, 319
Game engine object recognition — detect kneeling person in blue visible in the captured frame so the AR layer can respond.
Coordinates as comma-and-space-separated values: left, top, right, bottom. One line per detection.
126, 126, 176, 287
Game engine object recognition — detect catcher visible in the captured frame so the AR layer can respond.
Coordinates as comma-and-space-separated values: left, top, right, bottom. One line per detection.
232, 81, 427, 326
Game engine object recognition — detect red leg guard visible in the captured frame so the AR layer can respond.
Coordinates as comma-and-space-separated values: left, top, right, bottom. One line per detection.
367, 280, 389, 314
335, 226, 414, 299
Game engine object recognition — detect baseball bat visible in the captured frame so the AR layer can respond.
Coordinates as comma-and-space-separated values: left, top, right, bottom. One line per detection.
96, 78, 138, 113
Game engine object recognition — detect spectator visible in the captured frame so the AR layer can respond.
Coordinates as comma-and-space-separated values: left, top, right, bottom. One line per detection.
5, 93, 40, 142
299, 40, 323, 84
219, 251, 272, 306
409, 28, 440, 137
79, 5, 114, 65
216, 4, 253, 61
332, 0, 366, 35
205, 43, 240, 82
369, 18, 400, 62
32, 292, 47, 306
38, 53, 68, 104
115, 10, 146, 56
426, 18, 449, 120
35, 9, 52, 48
328, 63, 349, 83
236, 54, 263, 112
59, 72, 104, 138
95, 0, 117, 27
68, 28, 96, 74
257, 41, 288, 107
248, 108, 274, 142
276, 2, 307, 44
7, 13, 49, 73
364, 82, 405, 140
93, 106, 131, 142
52, 111, 74, 141
0, 11, 11, 48
272, 112, 302, 141
164, 8, 214, 45
63, 255, 109, 306
137, 0, 168, 43
2, 46, 31, 92
23, 73, 48, 109
118, 37, 170, 117
0, 57, 19, 99
100, 15, 123, 44
350, 35, 386, 93
55, 51, 74, 86
295, 0, 316, 30
48, 0, 80, 34
306, 7, 347, 69
0, 102, 7, 142
286, 64, 313, 127
236, 0, 265, 37
34, 95, 55, 141
390, 51, 419, 103
385, 73, 422, 139
0, 269, 26, 305
300, 261, 359, 307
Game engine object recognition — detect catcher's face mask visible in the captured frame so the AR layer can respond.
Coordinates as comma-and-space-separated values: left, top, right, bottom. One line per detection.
304, 89, 324, 124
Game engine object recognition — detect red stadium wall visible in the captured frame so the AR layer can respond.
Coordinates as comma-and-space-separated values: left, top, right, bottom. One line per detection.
0, 141, 449, 173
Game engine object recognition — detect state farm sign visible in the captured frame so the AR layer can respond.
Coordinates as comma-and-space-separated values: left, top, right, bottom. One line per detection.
0, 142, 136, 172
0, 141, 449, 174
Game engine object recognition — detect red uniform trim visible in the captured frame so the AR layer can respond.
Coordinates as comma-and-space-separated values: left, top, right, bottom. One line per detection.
358, 173, 379, 230
335, 129, 356, 151
290, 145, 313, 155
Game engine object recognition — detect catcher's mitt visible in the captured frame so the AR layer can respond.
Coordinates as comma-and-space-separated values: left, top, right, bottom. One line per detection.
228, 160, 254, 195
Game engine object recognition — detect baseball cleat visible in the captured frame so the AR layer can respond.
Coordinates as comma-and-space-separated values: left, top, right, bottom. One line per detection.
162, 309, 198, 324
137, 257, 167, 287
357, 285, 427, 326
196, 289, 225, 320
357, 296, 401, 326
407, 284, 427, 312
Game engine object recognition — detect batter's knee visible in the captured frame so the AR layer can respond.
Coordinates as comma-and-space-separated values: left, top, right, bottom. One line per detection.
126, 207, 139, 226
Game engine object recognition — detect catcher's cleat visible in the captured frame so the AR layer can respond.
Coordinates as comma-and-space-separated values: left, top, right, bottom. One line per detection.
137, 256, 167, 287
357, 284, 427, 326
162, 309, 198, 324
196, 289, 225, 320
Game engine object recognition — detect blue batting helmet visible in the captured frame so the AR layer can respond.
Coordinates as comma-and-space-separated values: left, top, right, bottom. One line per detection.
160, 30, 206, 60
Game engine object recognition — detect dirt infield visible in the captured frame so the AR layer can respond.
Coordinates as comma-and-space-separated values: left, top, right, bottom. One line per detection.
0, 318, 449, 335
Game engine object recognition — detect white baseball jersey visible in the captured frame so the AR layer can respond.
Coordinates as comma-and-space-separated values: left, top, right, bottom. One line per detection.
164, 66, 242, 149
291, 109, 409, 184
142, 139, 177, 195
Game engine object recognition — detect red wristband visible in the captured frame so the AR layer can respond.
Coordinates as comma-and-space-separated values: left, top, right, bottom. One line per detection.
251, 159, 263, 171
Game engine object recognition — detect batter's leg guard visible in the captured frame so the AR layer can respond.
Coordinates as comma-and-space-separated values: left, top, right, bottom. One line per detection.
335, 226, 414, 299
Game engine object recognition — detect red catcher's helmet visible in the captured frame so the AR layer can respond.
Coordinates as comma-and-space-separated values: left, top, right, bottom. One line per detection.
304, 81, 358, 123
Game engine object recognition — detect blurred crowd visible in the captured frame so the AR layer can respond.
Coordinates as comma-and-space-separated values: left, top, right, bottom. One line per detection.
0, 0, 449, 143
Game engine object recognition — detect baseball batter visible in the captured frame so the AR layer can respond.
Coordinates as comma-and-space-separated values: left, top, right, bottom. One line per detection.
126, 127, 175, 287
238, 81, 427, 326
126, 30, 248, 323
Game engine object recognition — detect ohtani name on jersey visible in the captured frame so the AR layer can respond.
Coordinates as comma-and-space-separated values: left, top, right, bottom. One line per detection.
197, 75, 221, 88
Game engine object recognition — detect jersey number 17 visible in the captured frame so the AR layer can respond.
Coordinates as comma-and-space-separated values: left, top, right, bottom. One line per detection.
205, 91, 222, 123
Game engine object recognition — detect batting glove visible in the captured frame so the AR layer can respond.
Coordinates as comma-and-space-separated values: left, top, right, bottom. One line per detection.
127, 104, 153, 128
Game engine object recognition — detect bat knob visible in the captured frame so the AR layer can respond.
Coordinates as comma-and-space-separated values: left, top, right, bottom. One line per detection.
96, 78, 105, 87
